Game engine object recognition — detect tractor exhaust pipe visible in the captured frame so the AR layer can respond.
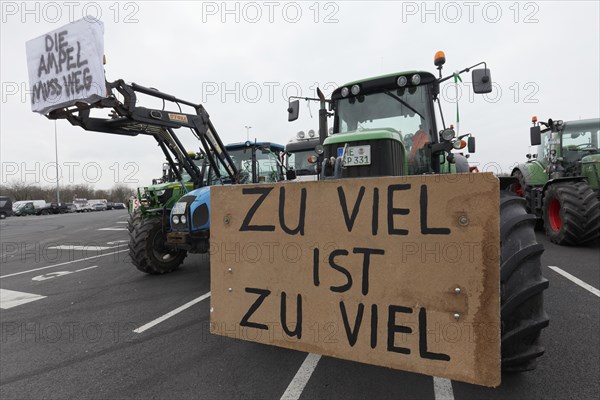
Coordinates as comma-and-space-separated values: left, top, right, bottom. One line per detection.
317, 87, 328, 147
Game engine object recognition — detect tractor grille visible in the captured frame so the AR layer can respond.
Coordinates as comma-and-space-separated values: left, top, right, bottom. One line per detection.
324, 139, 405, 177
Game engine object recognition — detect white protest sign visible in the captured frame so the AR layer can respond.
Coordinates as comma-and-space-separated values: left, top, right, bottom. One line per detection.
26, 17, 107, 114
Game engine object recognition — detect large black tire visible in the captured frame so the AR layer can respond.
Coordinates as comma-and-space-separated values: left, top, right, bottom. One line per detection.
500, 191, 549, 371
129, 217, 187, 274
542, 182, 600, 245
127, 210, 142, 233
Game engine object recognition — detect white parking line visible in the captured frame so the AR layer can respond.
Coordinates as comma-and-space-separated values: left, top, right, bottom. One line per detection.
48, 245, 111, 251
106, 240, 129, 245
548, 266, 600, 297
0, 289, 47, 309
280, 353, 321, 400
0, 248, 128, 279
133, 292, 211, 333
433, 377, 454, 400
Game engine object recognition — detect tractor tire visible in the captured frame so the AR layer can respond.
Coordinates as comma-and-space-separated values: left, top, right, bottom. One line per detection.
129, 217, 187, 274
542, 182, 600, 245
127, 210, 142, 233
500, 191, 549, 371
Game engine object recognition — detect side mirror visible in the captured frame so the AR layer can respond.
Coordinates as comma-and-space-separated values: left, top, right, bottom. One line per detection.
468, 136, 476, 153
472, 68, 492, 94
530, 125, 541, 146
288, 100, 300, 122
286, 169, 297, 180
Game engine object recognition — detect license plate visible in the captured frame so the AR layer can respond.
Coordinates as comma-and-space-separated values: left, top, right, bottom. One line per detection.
172, 202, 187, 215
338, 145, 371, 166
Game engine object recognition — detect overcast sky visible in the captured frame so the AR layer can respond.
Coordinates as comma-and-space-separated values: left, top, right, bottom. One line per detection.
1, 1, 599, 191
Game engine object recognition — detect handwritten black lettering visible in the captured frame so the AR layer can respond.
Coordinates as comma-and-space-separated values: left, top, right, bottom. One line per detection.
328, 249, 352, 293
387, 184, 411, 235
387, 305, 412, 354
240, 287, 271, 330
32, 29, 95, 107
239, 187, 275, 232
337, 186, 365, 232
420, 185, 451, 235
353, 247, 385, 296
340, 301, 364, 346
280, 292, 302, 339
419, 307, 450, 361
279, 187, 306, 235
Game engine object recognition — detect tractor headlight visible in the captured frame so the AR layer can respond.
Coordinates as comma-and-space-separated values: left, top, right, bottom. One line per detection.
441, 128, 456, 141
180, 215, 187, 225
155, 190, 165, 196
314, 144, 324, 155
172, 215, 180, 224
308, 129, 315, 138
411, 74, 421, 85
297, 131, 305, 139
351, 85, 360, 95
341, 87, 349, 97
397, 76, 407, 87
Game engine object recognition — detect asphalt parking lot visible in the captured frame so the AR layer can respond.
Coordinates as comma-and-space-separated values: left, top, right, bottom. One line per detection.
0, 210, 598, 399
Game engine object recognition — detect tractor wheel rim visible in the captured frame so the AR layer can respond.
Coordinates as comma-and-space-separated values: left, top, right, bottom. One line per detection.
152, 230, 176, 262
548, 197, 562, 232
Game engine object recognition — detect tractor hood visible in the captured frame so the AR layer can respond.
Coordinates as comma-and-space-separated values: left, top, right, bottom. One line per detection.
323, 129, 403, 145
146, 181, 191, 192
170, 186, 212, 232
581, 154, 600, 163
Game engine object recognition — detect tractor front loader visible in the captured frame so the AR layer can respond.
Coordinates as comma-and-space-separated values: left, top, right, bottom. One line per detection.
511, 117, 600, 245
46, 79, 239, 274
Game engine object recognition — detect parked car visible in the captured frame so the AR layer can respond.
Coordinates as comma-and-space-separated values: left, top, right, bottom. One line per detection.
113, 202, 126, 209
94, 203, 107, 211
14, 202, 38, 216
0, 196, 13, 219
48, 203, 69, 214
65, 203, 77, 213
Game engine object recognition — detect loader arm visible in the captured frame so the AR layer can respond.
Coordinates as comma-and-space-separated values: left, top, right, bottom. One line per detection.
46, 79, 239, 188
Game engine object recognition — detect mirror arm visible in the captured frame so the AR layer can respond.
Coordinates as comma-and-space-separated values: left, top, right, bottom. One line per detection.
289, 95, 332, 104
438, 61, 487, 84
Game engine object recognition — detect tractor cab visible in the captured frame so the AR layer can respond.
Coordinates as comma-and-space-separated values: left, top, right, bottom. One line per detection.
207, 142, 285, 185
530, 117, 600, 180
285, 130, 322, 181
287, 51, 489, 179
327, 71, 439, 177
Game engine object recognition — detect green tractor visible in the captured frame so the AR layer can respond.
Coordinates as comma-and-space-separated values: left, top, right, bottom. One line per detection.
287, 52, 549, 371
511, 117, 600, 245
128, 154, 205, 229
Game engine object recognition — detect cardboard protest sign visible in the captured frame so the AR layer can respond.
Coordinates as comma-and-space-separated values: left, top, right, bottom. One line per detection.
26, 17, 106, 114
210, 173, 501, 387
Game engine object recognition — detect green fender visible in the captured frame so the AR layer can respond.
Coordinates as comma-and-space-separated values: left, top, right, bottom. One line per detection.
513, 161, 548, 186
581, 154, 600, 190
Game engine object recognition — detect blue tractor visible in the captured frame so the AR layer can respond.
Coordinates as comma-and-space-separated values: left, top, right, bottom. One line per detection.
166, 141, 288, 253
